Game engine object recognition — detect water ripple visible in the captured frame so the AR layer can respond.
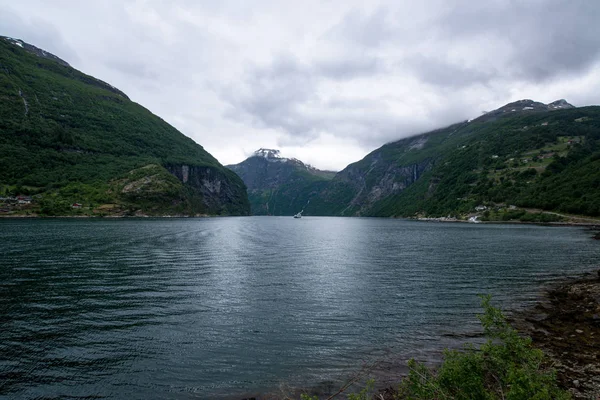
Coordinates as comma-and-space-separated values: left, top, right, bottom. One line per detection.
1, 217, 598, 399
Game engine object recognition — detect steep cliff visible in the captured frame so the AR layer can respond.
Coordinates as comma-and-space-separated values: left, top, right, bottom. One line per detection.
308, 122, 473, 216
314, 150, 433, 216
166, 164, 249, 215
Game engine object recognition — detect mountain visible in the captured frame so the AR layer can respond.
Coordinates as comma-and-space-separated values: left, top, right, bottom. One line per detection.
0, 36, 249, 216
307, 122, 474, 216
2, 36, 71, 67
476, 99, 575, 123
304, 99, 600, 219
226, 149, 335, 215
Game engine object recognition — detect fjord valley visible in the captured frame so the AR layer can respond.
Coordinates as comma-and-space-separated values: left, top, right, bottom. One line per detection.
0, 36, 249, 217
2, 33, 599, 222
2, 33, 600, 400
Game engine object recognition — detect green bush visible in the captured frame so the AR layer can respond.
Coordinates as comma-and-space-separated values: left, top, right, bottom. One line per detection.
398, 295, 569, 400
297, 297, 567, 399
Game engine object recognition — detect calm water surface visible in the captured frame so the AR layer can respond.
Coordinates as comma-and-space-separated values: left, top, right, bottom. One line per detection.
1, 217, 598, 399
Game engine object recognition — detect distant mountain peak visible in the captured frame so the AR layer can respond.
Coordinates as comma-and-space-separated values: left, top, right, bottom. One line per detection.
499, 98, 574, 111
475, 98, 575, 122
2, 36, 71, 67
253, 148, 286, 160
227, 148, 337, 214
548, 99, 574, 109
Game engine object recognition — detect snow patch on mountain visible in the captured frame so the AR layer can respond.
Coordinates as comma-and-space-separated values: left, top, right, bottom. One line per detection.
253, 148, 288, 161
250, 148, 333, 174
548, 99, 573, 109
473, 99, 575, 123
2, 36, 71, 67
4, 37, 24, 48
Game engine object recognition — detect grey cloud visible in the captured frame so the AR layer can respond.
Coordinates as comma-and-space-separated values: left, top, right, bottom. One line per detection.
326, 1, 600, 86
221, 55, 320, 138
402, 55, 497, 88
325, 7, 394, 48
225, 54, 391, 139
434, 0, 600, 82
316, 56, 386, 80
324, 97, 378, 110
105, 59, 161, 80
222, 55, 436, 149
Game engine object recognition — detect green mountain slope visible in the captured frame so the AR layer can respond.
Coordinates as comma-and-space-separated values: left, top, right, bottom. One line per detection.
306, 100, 600, 219
0, 36, 249, 216
226, 149, 335, 215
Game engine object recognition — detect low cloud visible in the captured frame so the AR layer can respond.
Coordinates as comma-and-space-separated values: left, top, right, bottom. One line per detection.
403, 55, 497, 89
2, 0, 599, 170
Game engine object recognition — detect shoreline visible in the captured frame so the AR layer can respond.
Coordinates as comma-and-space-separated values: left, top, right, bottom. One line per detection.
314, 269, 600, 400
510, 270, 600, 399
238, 268, 600, 400
0, 213, 218, 219
1, 213, 600, 228
414, 216, 600, 227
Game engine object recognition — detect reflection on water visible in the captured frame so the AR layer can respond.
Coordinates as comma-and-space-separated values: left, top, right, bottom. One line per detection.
0, 217, 598, 399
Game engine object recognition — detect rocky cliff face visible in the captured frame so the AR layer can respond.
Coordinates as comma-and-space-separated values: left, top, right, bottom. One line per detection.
312, 98, 580, 216
312, 140, 434, 216
336, 158, 431, 208
320, 100, 600, 219
166, 165, 250, 215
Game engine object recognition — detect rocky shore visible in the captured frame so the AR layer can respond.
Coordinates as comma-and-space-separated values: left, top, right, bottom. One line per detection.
296, 268, 600, 400
511, 271, 600, 399
242, 268, 600, 400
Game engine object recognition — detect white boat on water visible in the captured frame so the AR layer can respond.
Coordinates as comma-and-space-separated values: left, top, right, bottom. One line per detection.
294, 201, 309, 218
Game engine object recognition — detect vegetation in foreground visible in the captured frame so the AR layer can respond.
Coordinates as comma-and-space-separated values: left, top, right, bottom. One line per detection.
301, 296, 569, 400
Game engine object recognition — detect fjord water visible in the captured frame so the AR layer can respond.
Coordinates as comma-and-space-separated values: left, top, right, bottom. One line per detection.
1, 218, 598, 399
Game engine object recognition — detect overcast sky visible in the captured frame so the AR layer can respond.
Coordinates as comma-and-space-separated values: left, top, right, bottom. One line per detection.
2, 0, 600, 170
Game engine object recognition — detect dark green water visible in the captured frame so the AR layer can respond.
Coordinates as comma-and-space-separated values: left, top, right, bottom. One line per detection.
1, 217, 598, 399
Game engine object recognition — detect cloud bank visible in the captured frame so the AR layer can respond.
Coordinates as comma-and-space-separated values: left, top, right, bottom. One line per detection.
2, 0, 599, 170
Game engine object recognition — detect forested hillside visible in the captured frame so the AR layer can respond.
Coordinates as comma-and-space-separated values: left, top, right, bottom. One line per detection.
306, 101, 600, 219
0, 37, 249, 216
